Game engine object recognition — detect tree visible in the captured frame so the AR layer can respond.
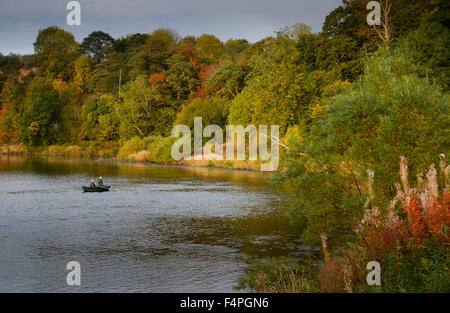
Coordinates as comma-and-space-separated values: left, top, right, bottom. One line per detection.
87, 51, 126, 94
118, 75, 165, 138
20, 78, 61, 146
279, 23, 312, 41
164, 54, 199, 100
224, 39, 250, 61
283, 47, 449, 246
206, 64, 246, 99
144, 29, 179, 54
229, 35, 322, 134
81, 31, 115, 64
195, 34, 225, 63
178, 36, 197, 50
34, 26, 79, 80
0, 77, 28, 143
398, 21, 450, 90
81, 95, 119, 141
295, 33, 363, 81
323, 0, 439, 46
127, 52, 149, 80
114, 33, 150, 53
73, 56, 92, 93
175, 96, 230, 128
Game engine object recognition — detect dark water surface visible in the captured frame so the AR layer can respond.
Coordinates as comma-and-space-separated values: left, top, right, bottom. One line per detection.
0, 156, 303, 292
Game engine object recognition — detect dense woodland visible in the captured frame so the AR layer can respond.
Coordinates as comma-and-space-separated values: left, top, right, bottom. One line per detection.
0, 0, 449, 292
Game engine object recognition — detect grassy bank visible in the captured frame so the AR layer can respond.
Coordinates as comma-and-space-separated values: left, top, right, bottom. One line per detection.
1, 142, 119, 158
0, 136, 283, 172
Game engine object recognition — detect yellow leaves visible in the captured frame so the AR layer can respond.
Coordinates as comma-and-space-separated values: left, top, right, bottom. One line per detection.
322, 80, 352, 98
28, 121, 40, 132
52, 79, 68, 92
310, 102, 325, 120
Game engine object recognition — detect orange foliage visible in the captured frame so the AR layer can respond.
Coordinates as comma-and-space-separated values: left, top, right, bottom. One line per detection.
176, 47, 220, 98
399, 193, 450, 246
196, 64, 220, 98
0, 105, 7, 143
358, 155, 450, 258
318, 155, 449, 292
148, 72, 171, 96
177, 47, 203, 69
148, 72, 166, 85
52, 79, 68, 92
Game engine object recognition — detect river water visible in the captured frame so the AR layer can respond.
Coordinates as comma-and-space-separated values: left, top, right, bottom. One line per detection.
0, 156, 305, 292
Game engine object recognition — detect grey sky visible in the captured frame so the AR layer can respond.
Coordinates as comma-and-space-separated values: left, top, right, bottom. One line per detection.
0, 0, 342, 55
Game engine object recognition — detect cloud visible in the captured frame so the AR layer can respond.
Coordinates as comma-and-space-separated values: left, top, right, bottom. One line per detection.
0, 0, 341, 54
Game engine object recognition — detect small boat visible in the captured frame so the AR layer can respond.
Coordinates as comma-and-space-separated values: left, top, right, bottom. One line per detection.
82, 185, 110, 192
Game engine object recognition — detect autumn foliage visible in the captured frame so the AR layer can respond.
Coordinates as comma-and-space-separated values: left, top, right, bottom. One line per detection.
358, 155, 449, 257
319, 155, 450, 292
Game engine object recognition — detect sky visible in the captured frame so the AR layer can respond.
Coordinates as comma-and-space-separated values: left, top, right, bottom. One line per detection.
0, 0, 342, 55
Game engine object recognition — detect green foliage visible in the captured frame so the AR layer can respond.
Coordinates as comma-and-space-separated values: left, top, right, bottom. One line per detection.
118, 75, 166, 139
236, 257, 318, 292
143, 135, 176, 163
322, 0, 438, 46
278, 23, 312, 41
223, 39, 250, 60
73, 55, 92, 93
396, 22, 450, 90
33, 26, 79, 80
127, 52, 149, 80
380, 239, 449, 292
0, 77, 29, 143
114, 33, 150, 53
81, 31, 115, 64
144, 29, 178, 54
175, 96, 230, 128
165, 54, 199, 100
87, 51, 126, 94
296, 33, 364, 81
118, 135, 175, 163
206, 63, 246, 99
20, 78, 61, 146
230, 33, 333, 134
117, 136, 146, 159
81, 95, 118, 141
195, 34, 225, 63
179, 36, 196, 51
282, 46, 449, 246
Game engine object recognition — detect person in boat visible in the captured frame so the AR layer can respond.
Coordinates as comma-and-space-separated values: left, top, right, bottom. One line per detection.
98, 176, 104, 185
90, 179, 97, 188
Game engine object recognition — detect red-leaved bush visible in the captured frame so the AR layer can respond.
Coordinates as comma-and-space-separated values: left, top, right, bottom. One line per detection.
320, 155, 449, 292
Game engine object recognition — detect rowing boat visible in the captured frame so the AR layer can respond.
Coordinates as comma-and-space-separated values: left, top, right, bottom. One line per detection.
82, 185, 110, 192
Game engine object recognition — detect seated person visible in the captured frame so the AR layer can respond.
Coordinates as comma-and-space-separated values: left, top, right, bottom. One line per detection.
98, 176, 104, 185
90, 180, 96, 188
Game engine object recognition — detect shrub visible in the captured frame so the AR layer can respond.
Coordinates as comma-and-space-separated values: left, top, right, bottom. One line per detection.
117, 137, 146, 159
319, 156, 450, 292
283, 46, 449, 246
143, 135, 176, 163
236, 257, 318, 293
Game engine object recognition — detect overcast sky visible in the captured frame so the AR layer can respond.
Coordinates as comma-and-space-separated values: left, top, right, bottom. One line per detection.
0, 0, 342, 55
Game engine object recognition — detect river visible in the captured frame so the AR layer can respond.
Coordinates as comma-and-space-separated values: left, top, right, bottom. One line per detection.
0, 156, 306, 292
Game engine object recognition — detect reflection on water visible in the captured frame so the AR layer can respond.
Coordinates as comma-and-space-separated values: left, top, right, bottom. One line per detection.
0, 156, 305, 292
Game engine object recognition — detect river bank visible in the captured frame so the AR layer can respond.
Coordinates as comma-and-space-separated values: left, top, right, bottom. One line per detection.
0, 143, 280, 172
